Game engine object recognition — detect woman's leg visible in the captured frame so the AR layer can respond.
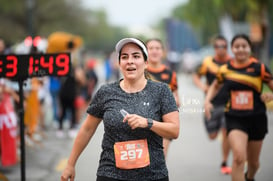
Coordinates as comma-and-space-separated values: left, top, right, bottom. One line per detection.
68, 99, 76, 129
221, 128, 230, 164
246, 140, 263, 180
58, 98, 67, 130
228, 130, 248, 181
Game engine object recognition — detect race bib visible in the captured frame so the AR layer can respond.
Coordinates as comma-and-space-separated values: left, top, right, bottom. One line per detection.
231, 91, 253, 110
114, 139, 150, 169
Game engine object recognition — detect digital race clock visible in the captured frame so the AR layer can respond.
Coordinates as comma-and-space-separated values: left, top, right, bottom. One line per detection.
0, 53, 71, 80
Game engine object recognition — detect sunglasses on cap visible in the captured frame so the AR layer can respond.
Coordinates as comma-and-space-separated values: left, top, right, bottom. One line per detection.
214, 45, 227, 49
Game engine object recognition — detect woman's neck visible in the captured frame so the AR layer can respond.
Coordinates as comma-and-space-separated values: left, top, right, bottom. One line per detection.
121, 77, 147, 93
214, 54, 229, 62
148, 61, 162, 68
231, 57, 253, 69
234, 58, 249, 66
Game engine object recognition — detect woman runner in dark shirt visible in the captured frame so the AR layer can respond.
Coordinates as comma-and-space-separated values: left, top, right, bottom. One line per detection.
61, 38, 180, 181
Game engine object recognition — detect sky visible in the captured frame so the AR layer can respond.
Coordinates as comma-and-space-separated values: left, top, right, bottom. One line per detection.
81, 0, 188, 28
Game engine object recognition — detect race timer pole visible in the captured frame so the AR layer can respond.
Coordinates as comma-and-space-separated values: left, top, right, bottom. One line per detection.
18, 80, 26, 181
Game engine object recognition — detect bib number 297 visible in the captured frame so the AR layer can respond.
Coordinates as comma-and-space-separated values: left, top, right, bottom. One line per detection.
114, 139, 150, 169
120, 149, 143, 160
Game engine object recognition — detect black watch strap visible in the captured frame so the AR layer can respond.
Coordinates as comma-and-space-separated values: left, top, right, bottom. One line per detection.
147, 118, 153, 129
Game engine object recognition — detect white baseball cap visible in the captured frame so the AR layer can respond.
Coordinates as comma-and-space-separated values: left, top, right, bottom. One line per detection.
115, 38, 148, 59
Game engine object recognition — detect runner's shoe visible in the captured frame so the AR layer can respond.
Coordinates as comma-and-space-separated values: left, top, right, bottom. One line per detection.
221, 162, 232, 175
56, 130, 65, 138
245, 172, 255, 181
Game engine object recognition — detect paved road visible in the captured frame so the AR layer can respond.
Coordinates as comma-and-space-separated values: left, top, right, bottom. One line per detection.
1, 73, 273, 181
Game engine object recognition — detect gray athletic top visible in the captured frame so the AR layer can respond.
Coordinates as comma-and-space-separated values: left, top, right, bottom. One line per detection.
87, 79, 178, 180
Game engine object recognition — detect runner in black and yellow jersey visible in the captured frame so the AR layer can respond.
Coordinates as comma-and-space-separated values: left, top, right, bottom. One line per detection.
193, 35, 232, 174
146, 39, 180, 158
205, 34, 273, 181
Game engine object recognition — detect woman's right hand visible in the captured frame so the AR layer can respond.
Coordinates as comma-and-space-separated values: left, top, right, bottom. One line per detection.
204, 101, 213, 120
61, 164, 75, 181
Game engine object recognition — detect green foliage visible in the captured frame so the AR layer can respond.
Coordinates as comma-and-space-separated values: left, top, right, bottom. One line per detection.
0, 0, 127, 51
171, 0, 272, 44
172, 0, 221, 44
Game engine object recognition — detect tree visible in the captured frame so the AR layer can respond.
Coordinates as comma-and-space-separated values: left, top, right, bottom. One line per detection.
171, 0, 273, 64
0, 0, 127, 51
172, 0, 220, 44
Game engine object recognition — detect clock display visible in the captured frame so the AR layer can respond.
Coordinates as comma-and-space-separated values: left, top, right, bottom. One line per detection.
0, 53, 71, 80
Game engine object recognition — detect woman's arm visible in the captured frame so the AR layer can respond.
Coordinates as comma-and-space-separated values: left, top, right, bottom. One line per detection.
204, 79, 223, 119
123, 111, 180, 139
192, 73, 208, 93
151, 111, 179, 139
61, 114, 102, 181
261, 80, 273, 103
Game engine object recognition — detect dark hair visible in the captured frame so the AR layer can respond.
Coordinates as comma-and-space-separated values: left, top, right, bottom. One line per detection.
213, 35, 227, 45
145, 38, 164, 49
118, 42, 148, 61
231, 34, 252, 48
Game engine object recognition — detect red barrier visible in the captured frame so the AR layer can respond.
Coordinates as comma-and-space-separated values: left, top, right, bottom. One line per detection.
0, 93, 17, 166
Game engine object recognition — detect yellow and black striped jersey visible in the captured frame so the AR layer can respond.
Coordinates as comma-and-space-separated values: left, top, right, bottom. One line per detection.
196, 56, 231, 105
216, 58, 273, 116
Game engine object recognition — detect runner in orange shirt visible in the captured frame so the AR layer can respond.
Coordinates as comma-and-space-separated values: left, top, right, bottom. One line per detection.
146, 39, 180, 158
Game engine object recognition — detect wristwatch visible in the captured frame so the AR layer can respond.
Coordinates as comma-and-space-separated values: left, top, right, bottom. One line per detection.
147, 118, 153, 129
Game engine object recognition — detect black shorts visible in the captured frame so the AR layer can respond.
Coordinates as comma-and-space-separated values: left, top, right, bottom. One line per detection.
204, 106, 226, 134
225, 114, 268, 141
97, 176, 169, 181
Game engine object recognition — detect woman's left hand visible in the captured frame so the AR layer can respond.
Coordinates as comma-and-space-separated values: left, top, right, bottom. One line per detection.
261, 92, 273, 103
123, 114, 148, 129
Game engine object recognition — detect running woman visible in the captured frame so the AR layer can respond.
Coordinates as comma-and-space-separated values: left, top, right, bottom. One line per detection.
61, 38, 180, 181
193, 35, 232, 174
205, 34, 273, 181
146, 38, 180, 158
